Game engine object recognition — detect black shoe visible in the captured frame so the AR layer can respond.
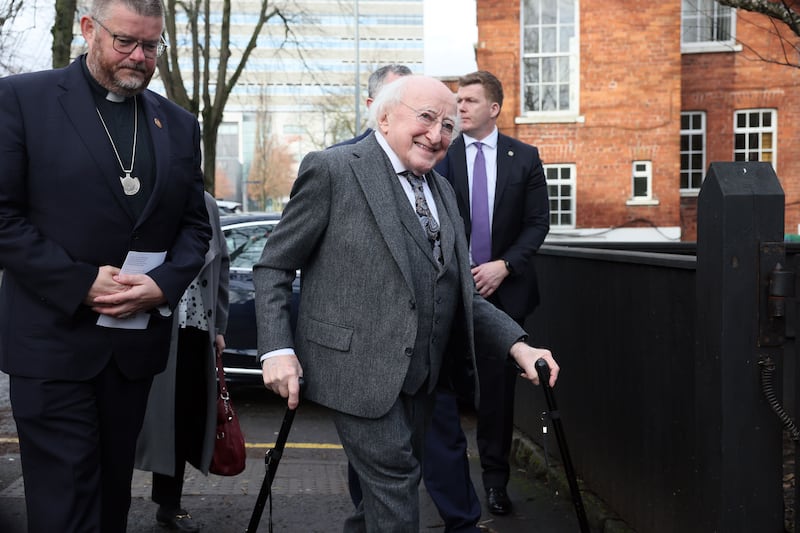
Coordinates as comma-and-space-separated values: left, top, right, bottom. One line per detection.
156, 506, 200, 532
486, 487, 512, 516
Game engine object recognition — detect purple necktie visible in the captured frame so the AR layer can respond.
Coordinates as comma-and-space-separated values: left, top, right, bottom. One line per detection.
471, 142, 491, 265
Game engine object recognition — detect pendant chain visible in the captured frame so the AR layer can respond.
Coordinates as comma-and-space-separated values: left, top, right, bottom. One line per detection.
95, 97, 138, 176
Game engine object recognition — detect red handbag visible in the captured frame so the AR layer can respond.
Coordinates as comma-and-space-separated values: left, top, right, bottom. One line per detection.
209, 351, 246, 476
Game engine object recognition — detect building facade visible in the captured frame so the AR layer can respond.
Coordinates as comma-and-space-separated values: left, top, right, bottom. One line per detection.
148, 0, 426, 209
474, 0, 800, 241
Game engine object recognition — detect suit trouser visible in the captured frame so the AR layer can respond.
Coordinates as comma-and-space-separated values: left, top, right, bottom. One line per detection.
475, 357, 518, 489
334, 391, 433, 533
10, 358, 152, 533
422, 390, 481, 532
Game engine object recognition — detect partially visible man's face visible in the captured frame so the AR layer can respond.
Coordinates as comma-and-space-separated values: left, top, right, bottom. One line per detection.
456, 83, 499, 140
378, 77, 457, 176
82, 4, 163, 96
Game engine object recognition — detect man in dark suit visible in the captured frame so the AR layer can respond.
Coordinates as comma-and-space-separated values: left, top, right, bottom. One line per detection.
0, 1, 210, 531
428, 70, 550, 525
254, 74, 558, 532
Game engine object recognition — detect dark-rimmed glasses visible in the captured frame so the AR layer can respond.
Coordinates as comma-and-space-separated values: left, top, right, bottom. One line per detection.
399, 101, 458, 139
93, 17, 167, 59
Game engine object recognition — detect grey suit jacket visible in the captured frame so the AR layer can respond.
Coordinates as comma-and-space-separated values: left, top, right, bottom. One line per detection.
254, 133, 525, 418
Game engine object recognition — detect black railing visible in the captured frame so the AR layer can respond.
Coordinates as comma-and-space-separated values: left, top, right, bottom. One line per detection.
513, 162, 791, 532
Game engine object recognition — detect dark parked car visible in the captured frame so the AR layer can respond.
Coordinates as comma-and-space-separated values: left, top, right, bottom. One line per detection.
220, 212, 300, 381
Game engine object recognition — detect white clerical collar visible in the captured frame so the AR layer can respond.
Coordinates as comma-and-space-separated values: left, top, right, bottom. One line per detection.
106, 91, 125, 103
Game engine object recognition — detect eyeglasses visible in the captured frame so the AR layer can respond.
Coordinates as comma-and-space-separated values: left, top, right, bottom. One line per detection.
399, 101, 458, 139
93, 17, 167, 59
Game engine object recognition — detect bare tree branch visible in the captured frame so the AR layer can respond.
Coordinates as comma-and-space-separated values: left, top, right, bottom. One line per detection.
0, 0, 30, 73
718, 0, 800, 37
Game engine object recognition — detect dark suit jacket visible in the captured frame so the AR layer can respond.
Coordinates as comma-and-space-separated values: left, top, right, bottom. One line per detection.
254, 133, 526, 419
327, 128, 373, 149
0, 59, 211, 381
435, 133, 549, 321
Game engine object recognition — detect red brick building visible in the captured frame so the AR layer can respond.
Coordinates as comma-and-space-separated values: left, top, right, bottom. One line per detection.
473, 0, 800, 241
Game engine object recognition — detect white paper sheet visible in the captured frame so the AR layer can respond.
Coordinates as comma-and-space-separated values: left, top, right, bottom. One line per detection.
96, 251, 166, 330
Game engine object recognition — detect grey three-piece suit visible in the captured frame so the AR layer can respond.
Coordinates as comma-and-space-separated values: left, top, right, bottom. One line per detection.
253, 133, 526, 531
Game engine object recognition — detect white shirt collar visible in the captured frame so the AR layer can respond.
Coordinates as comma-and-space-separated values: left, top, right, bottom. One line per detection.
375, 130, 409, 175
463, 126, 498, 150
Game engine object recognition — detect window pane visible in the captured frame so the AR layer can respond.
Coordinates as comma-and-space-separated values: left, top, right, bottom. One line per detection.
525, 86, 540, 112
524, 27, 539, 53
634, 177, 647, 197
559, 27, 572, 53
542, 0, 557, 24
523, 0, 540, 22
542, 85, 557, 111
559, 84, 569, 110
524, 58, 540, 83
542, 57, 556, 82
763, 132, 773, 149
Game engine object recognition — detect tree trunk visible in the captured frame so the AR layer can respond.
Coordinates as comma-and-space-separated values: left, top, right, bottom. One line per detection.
52, 0, 77, 68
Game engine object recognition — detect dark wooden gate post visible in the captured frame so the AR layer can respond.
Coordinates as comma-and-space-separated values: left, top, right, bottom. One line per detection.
696, 161, 784, 531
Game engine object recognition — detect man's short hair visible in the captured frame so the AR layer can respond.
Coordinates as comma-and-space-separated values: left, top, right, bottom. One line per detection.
459, 70, 504, 110
368, 64, 413, 98
91, 0, 165, 20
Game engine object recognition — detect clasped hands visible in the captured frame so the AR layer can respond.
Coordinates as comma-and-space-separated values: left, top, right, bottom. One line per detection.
85, 265, 166, 318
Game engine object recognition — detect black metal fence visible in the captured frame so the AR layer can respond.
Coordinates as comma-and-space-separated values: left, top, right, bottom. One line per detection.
514, 162, 792, 532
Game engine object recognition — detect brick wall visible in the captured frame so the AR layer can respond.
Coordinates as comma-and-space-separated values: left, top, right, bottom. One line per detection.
682, 10, 800, 237
475, 1, 800, 239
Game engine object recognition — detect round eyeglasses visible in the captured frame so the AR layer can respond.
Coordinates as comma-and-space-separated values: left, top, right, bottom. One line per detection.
399, 101, 459, 140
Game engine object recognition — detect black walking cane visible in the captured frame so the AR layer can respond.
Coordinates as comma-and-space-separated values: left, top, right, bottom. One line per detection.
535, 358, 591, 533
246, 378, 304, 533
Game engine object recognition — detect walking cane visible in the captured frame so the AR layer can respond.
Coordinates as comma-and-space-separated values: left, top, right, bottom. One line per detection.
535, 358, 591, 533
246, 378, 304, 533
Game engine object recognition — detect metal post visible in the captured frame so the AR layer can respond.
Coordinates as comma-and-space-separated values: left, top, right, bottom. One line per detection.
354, 0, 360, 131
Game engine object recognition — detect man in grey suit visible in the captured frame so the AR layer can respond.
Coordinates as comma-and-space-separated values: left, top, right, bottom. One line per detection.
254, 75, 559, 532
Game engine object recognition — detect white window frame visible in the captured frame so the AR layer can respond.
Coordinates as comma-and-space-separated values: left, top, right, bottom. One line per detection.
627, 161, 658, 205
517, 0, 581, 124
545, 164, 576, 229
681, 0, 740, 54
680, 111, 706, 195
733, 109, 777, 170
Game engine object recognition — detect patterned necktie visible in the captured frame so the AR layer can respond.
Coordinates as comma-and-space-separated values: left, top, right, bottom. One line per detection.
470, 141, 491, 265
402, 171, 443, 265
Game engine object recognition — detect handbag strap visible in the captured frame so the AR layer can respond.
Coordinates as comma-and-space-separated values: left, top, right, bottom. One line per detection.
215, 350, 229, 398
